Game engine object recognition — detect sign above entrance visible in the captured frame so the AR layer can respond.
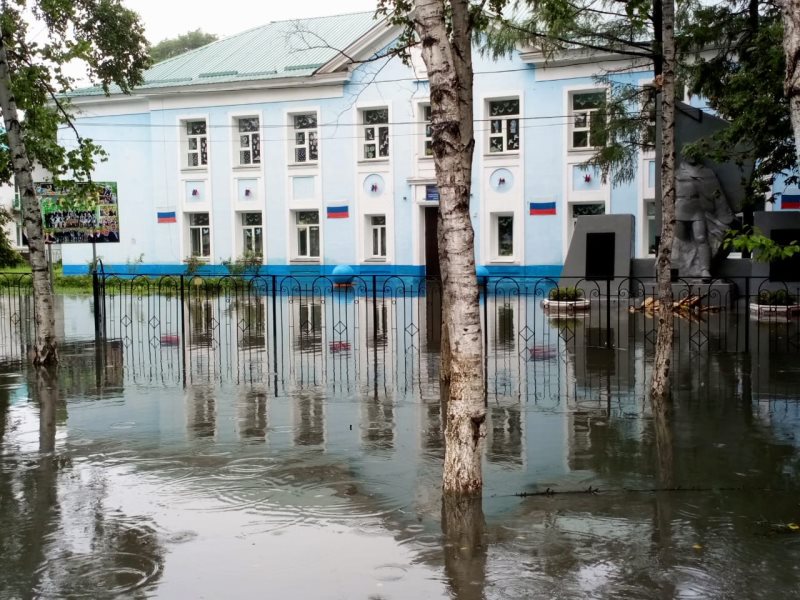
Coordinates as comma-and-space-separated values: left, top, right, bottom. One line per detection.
425, 185, 439, 202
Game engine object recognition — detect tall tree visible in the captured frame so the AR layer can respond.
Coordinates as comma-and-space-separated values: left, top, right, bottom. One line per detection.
651, 0, 677, 406
779, 0, 800, 165
379, 0, 495, 494
484, 1, 679, 402
150, 29, 218, 63
0, 0, 149, 364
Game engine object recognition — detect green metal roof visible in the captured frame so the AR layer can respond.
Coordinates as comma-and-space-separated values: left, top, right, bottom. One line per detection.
72, 11, 379, 96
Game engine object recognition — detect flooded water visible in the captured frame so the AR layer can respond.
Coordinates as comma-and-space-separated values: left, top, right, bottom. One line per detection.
1, 293, 800, 598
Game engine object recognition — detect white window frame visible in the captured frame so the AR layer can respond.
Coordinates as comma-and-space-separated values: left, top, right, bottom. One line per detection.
569, 90, 606, 151
187, 212, 211, 258
240, 212, 263, 257
183, 119, 208, 169
493, 213, 515, 260
367, 214, 387, 260
421, 103, 433, 158
293, 210, 320, 260
644, 198, 657, 256
486, 97, 521, 155
290, 112, 319, 165
568, 201, 606, 243
234, 116, 261, 167
360, 107, 390, 161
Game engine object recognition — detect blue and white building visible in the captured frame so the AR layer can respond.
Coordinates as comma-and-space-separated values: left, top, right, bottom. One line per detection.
59, 12, 677, 276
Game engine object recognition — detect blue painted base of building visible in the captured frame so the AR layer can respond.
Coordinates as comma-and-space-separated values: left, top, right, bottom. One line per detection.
64, 263, 563, 279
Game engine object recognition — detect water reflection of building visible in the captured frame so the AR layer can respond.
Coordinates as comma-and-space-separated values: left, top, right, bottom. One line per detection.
361, 390, 395, 451
237, 388, 267, 441
187, 385, 216, 439
293, 389, 325, 447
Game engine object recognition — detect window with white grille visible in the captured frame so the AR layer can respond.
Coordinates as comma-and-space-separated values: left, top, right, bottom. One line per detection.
361, 108, 389, 160
292, 113, 319, 164
184, 120, 208, 168
236, 117, 260, 166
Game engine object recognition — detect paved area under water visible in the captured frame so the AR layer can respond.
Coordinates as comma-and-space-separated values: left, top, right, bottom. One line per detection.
1, 294, 799, 598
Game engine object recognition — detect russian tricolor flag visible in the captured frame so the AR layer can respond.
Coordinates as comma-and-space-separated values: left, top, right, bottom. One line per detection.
782, 195, 800, 210
530, 202, 556, 216
157, 211, 177, 223
327, 205, 349, 219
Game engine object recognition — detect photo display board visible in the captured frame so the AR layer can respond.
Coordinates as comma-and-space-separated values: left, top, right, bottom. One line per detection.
37, 181, 120, 244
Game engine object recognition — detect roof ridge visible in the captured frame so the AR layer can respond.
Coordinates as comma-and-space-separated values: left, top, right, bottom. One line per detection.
148, 10, 377, 71
258, 10, 375, 26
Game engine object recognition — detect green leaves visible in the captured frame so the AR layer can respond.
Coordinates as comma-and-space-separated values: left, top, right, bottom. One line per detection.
723, 227, 800, 263
0, 1, 149, 187
149, 29, 217, 64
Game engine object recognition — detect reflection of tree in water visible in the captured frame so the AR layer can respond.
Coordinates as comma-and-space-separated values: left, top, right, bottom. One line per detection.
187, 385, 216, 438
238, 389, 267, 441
0, 368, 164, 598
294, 303, 322, 353
293, 390, 324, 447
441, 495, 487, 600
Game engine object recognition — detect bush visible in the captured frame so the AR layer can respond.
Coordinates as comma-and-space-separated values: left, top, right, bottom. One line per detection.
756, 289, 798, 306
549, 286, 584, 301
183, 255, 203, 276
222, 252, 262, 276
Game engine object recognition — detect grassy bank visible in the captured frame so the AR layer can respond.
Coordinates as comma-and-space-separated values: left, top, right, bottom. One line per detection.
1, 264, 100, 294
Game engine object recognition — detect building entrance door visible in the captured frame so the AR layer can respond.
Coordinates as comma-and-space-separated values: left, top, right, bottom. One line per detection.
424, 206, 440, 279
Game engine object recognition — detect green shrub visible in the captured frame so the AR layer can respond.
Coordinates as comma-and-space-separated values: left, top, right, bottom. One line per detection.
549, 286, 584, 301
222, 252, 262, 276
183, 255, 203, 276
756, 289, 797, 306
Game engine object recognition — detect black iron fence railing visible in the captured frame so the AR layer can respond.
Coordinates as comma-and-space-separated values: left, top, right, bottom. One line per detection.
0, 272, 798, 391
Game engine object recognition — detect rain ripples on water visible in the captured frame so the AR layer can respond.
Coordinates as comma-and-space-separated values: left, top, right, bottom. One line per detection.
1, 292, 800, 598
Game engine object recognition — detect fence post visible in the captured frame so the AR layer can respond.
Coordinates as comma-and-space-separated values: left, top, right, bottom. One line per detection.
92, 267, 103, 340
744, 277, 750, 353
179, 274, 186, 384
271, 275, 278, 384
606, 278, 612, 349
482, 278, 488, 405
372, 275, 378, 366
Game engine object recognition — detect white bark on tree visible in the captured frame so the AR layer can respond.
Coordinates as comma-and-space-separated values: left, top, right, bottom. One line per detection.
412, 0, 485, 495
0, 34, 58, 365
650, 0, 676, 407
780, 0, 800, 164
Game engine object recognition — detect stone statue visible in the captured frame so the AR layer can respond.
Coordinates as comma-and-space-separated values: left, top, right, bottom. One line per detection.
674, 161, 735, 278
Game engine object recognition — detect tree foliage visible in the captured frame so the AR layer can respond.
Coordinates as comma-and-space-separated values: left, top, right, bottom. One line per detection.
149, 29, 218, 63
681, 1, 792, 202
483, 1, 660, 186
485, 1, 795, 204
0, 0, 150, 364
0, 206, 21, 267
0, 0, 150, 189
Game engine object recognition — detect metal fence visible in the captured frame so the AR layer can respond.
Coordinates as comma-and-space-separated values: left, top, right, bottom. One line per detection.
1, 272, 798, 394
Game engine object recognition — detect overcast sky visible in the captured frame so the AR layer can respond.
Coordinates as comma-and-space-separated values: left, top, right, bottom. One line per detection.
123, 0, 380, 43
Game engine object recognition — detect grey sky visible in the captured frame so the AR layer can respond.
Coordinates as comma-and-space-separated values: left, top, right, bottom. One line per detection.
123, 0, 380, 43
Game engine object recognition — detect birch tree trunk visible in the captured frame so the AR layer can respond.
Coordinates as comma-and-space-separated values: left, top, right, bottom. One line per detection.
413, 0, 485, 495
0, 34, 58, 365
780, 0, 800, 163
650, 0, 676, 406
